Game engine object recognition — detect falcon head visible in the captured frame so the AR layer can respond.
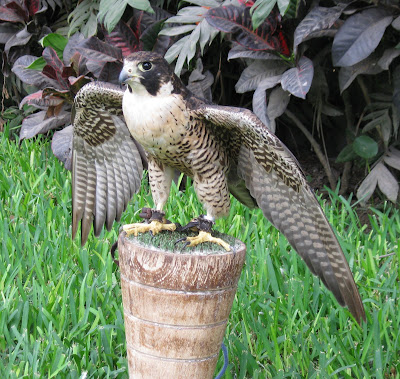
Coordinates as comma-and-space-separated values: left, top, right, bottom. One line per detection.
119, 51, 186, 97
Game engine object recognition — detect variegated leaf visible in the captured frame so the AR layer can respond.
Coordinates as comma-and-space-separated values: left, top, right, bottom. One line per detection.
281, 56, 314, 99
235, 60, 286, 93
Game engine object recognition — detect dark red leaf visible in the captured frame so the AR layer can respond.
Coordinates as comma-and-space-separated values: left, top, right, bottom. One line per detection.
11, 55, 60, 88
19, 90, 40, 108
19, 90, 64, 109
42, 47, 69, 89
277, 31, 290, 57
136, 6, 171, 29
42, 67, 69, 90
63, 33, 86, 65
26, 0, 40, 16
41, 87, 73, 104
43, 47, 64, 73
68, 75, 87, 87
42, 87, 71, 98
77, 37, 122, 78
78, 36, 123, 62
98, 61, 123, 84
42, 65, 58, 80
20, 110, 70, 140
102, 21, 140, 57
68, 75, 91, 96
129, 9, 144, 41
42, 64, 58, 80
206, 5, 287, 53
70, 52, 88, 76
0, 5, 26, 23
61, 66, 76, 79
2, 2, 29, 22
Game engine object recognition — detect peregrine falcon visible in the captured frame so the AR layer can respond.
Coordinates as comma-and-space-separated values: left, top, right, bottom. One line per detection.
72, 51, 366, 323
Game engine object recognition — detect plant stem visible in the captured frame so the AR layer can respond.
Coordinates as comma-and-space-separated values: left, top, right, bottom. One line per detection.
357, 76, 371, 105
341, 90, 354, 195
285, 109, 336, 189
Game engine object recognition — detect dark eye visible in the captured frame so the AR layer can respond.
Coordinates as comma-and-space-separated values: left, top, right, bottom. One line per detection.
142, 61, 152, 71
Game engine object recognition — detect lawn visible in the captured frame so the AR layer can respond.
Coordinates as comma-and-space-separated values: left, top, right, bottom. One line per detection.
0, 124, 399, 378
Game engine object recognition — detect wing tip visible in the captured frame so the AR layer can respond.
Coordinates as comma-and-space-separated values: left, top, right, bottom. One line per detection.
71, 218, 90, 247
351, 307, 367, 325
348, 293, 367, 325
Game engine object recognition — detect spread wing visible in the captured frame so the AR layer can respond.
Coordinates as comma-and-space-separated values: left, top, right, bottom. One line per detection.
193, 103, 366, 324
72, 82, 144, 245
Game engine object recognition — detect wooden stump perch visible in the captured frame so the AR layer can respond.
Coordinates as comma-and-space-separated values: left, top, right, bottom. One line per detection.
118, 231, 247, 379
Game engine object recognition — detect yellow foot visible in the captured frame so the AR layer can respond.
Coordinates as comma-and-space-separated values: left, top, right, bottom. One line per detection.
123, 220, 176, 237
180, 230, 231, 251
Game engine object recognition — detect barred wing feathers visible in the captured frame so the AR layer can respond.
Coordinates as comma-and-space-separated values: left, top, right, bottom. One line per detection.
72, 82, 144, 245
193, 104, 366, 324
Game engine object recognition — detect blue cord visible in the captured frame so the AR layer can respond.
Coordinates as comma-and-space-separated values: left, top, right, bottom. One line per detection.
214, 342, 229, 379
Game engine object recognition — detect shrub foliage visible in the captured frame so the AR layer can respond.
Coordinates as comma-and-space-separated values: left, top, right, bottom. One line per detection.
1, 0, 399, 202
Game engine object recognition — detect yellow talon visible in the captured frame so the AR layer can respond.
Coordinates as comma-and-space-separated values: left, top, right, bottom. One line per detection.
123, 220, 176, 237
183, 231, 231, 251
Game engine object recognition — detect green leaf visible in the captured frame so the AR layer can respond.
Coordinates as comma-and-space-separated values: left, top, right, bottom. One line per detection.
251, 0, 277, 29
126, 0, 153, 13
336, 143, 357, 163
98, 0, 127, 33
165, 35, 190, 64
26, 57, 46, 71
82, 11, 98, 38
159, 24, 196, 36
30, 34, 68, 70
277, 0, 289, 15
68, 0, 99, 37
284, 0, 300, 18
41, 34, 68, 55
353, 135, 378, 159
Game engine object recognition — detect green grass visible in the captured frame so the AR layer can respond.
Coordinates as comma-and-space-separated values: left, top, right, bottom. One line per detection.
0, 124, 399, 378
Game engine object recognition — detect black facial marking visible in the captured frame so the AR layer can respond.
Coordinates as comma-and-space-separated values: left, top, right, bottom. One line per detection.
141, 73, 161, 96
125, 51, 190, 97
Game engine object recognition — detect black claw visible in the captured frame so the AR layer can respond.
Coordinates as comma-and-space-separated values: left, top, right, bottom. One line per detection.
179, 215, 214, 233
174, 237, 187, 245
179, 220, 200, 232
174, 237, 191, 251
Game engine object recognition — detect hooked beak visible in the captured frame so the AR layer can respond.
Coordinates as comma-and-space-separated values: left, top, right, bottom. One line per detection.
119, 68, 130, 85
119, 67, 144, 86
